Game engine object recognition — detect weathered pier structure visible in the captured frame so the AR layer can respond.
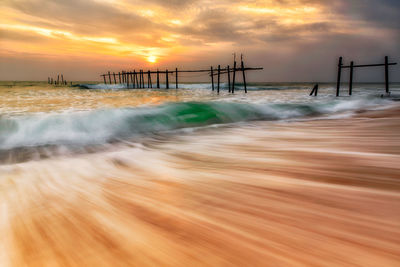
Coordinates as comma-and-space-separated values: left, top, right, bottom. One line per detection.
336, 56, 397, 96
48, 74, 69, 86
100, 56, 262, 93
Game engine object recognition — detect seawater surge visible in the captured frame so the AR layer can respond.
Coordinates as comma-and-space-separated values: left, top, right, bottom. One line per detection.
0, 97, 392, 150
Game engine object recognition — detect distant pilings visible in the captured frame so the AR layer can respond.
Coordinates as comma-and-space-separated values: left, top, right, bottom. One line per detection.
48, 74, 68, 86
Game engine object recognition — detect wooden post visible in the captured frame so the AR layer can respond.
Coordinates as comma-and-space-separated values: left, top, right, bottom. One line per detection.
175, 68, 178, 89
138, 70, 141, 88
113, 72, 116, 84
132, 70, 136, 88
148, 70, 152, 88
157, 69, 160, 88
232, 61, 236, 94
139, 70, 141, 88
349, 61, 354, 96
227, 65, 231, 93
241, 60, 247, 93
141, 70, 145, 88
139, 70, 142, 88
51, 78, 53, 84
147, 71, 150, 88
385, 56, 389, 94
149, 70, 152, 88
57, 75, 60, 85
217, 65, 220, 94
310, 84, 318, 96
336, 57, 342, 97
131, 72, 134, 88
48, 77, 50, 84
118, 72, 121, 83
127, 71, 130, 88
166, 69, 169, 89
136, 70, 139, 88
211, 66, 214, 91
61, 74, 64, 85
108, 71, 112, 84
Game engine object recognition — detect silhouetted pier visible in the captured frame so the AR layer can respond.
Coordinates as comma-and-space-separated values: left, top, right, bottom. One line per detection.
100, 54, 263, 93
48, 74, 69, 86
336, 56, 397, 96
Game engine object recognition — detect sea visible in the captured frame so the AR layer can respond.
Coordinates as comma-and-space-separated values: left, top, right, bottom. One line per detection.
0, 81, 398, 163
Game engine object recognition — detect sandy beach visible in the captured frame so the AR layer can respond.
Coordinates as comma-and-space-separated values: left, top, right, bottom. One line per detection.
1, 105, 399, 266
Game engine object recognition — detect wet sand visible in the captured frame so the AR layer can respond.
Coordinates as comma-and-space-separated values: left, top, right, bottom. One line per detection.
1, 106, 400, 266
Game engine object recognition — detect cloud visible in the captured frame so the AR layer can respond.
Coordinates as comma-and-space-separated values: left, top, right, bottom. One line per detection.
0, 0, 399, 81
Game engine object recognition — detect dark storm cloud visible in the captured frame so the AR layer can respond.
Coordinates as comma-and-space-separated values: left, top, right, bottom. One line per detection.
333, 0, 400, 29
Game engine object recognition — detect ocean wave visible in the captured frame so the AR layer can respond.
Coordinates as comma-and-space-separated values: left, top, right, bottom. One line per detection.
76, 83, 311, 91
0, 98, 392, 151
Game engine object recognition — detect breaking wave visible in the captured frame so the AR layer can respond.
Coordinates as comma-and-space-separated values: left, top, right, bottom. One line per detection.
0, 97, 392, 152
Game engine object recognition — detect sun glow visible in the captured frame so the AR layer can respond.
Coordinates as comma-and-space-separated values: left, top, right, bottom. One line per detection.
146, 55, 157, 63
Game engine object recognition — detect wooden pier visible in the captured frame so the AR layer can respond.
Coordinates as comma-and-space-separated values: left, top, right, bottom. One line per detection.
100, 55, 263, 93
336, 56, 397, 96
48, 74, 68, 86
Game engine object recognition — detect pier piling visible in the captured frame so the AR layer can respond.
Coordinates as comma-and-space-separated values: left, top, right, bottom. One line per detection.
309, 84, 318, 96
336, 57, 342, 97
211, 66, 214, 91
176, 68, 178, 89
157, 70, 160, 88
148, 70, 152, 88
127, 71, 130, 88
166, 69, 169, 89
217, 65, 220, 94
241, 60, 247, 93
232, 61, 236, 94
349, 61, 354, 95
142, 70, 145, 88
385, 56, 389, 94
227, 65, 231, 93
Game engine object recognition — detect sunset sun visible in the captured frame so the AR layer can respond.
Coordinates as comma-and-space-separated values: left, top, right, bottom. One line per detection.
146, 55, 157, 63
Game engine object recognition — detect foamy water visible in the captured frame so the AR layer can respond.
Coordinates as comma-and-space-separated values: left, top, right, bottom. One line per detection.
0, 82, 398, 159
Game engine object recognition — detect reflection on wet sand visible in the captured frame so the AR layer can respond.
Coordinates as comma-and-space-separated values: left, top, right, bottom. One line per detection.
1, 107, 400, 266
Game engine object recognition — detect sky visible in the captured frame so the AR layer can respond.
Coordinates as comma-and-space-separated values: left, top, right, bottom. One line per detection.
0, 0, 399, 82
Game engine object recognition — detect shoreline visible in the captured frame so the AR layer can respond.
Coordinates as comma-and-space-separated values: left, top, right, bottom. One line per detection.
1, 105, 400, 266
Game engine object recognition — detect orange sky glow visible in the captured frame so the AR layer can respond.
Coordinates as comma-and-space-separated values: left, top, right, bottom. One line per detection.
0, 0, 399, 81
